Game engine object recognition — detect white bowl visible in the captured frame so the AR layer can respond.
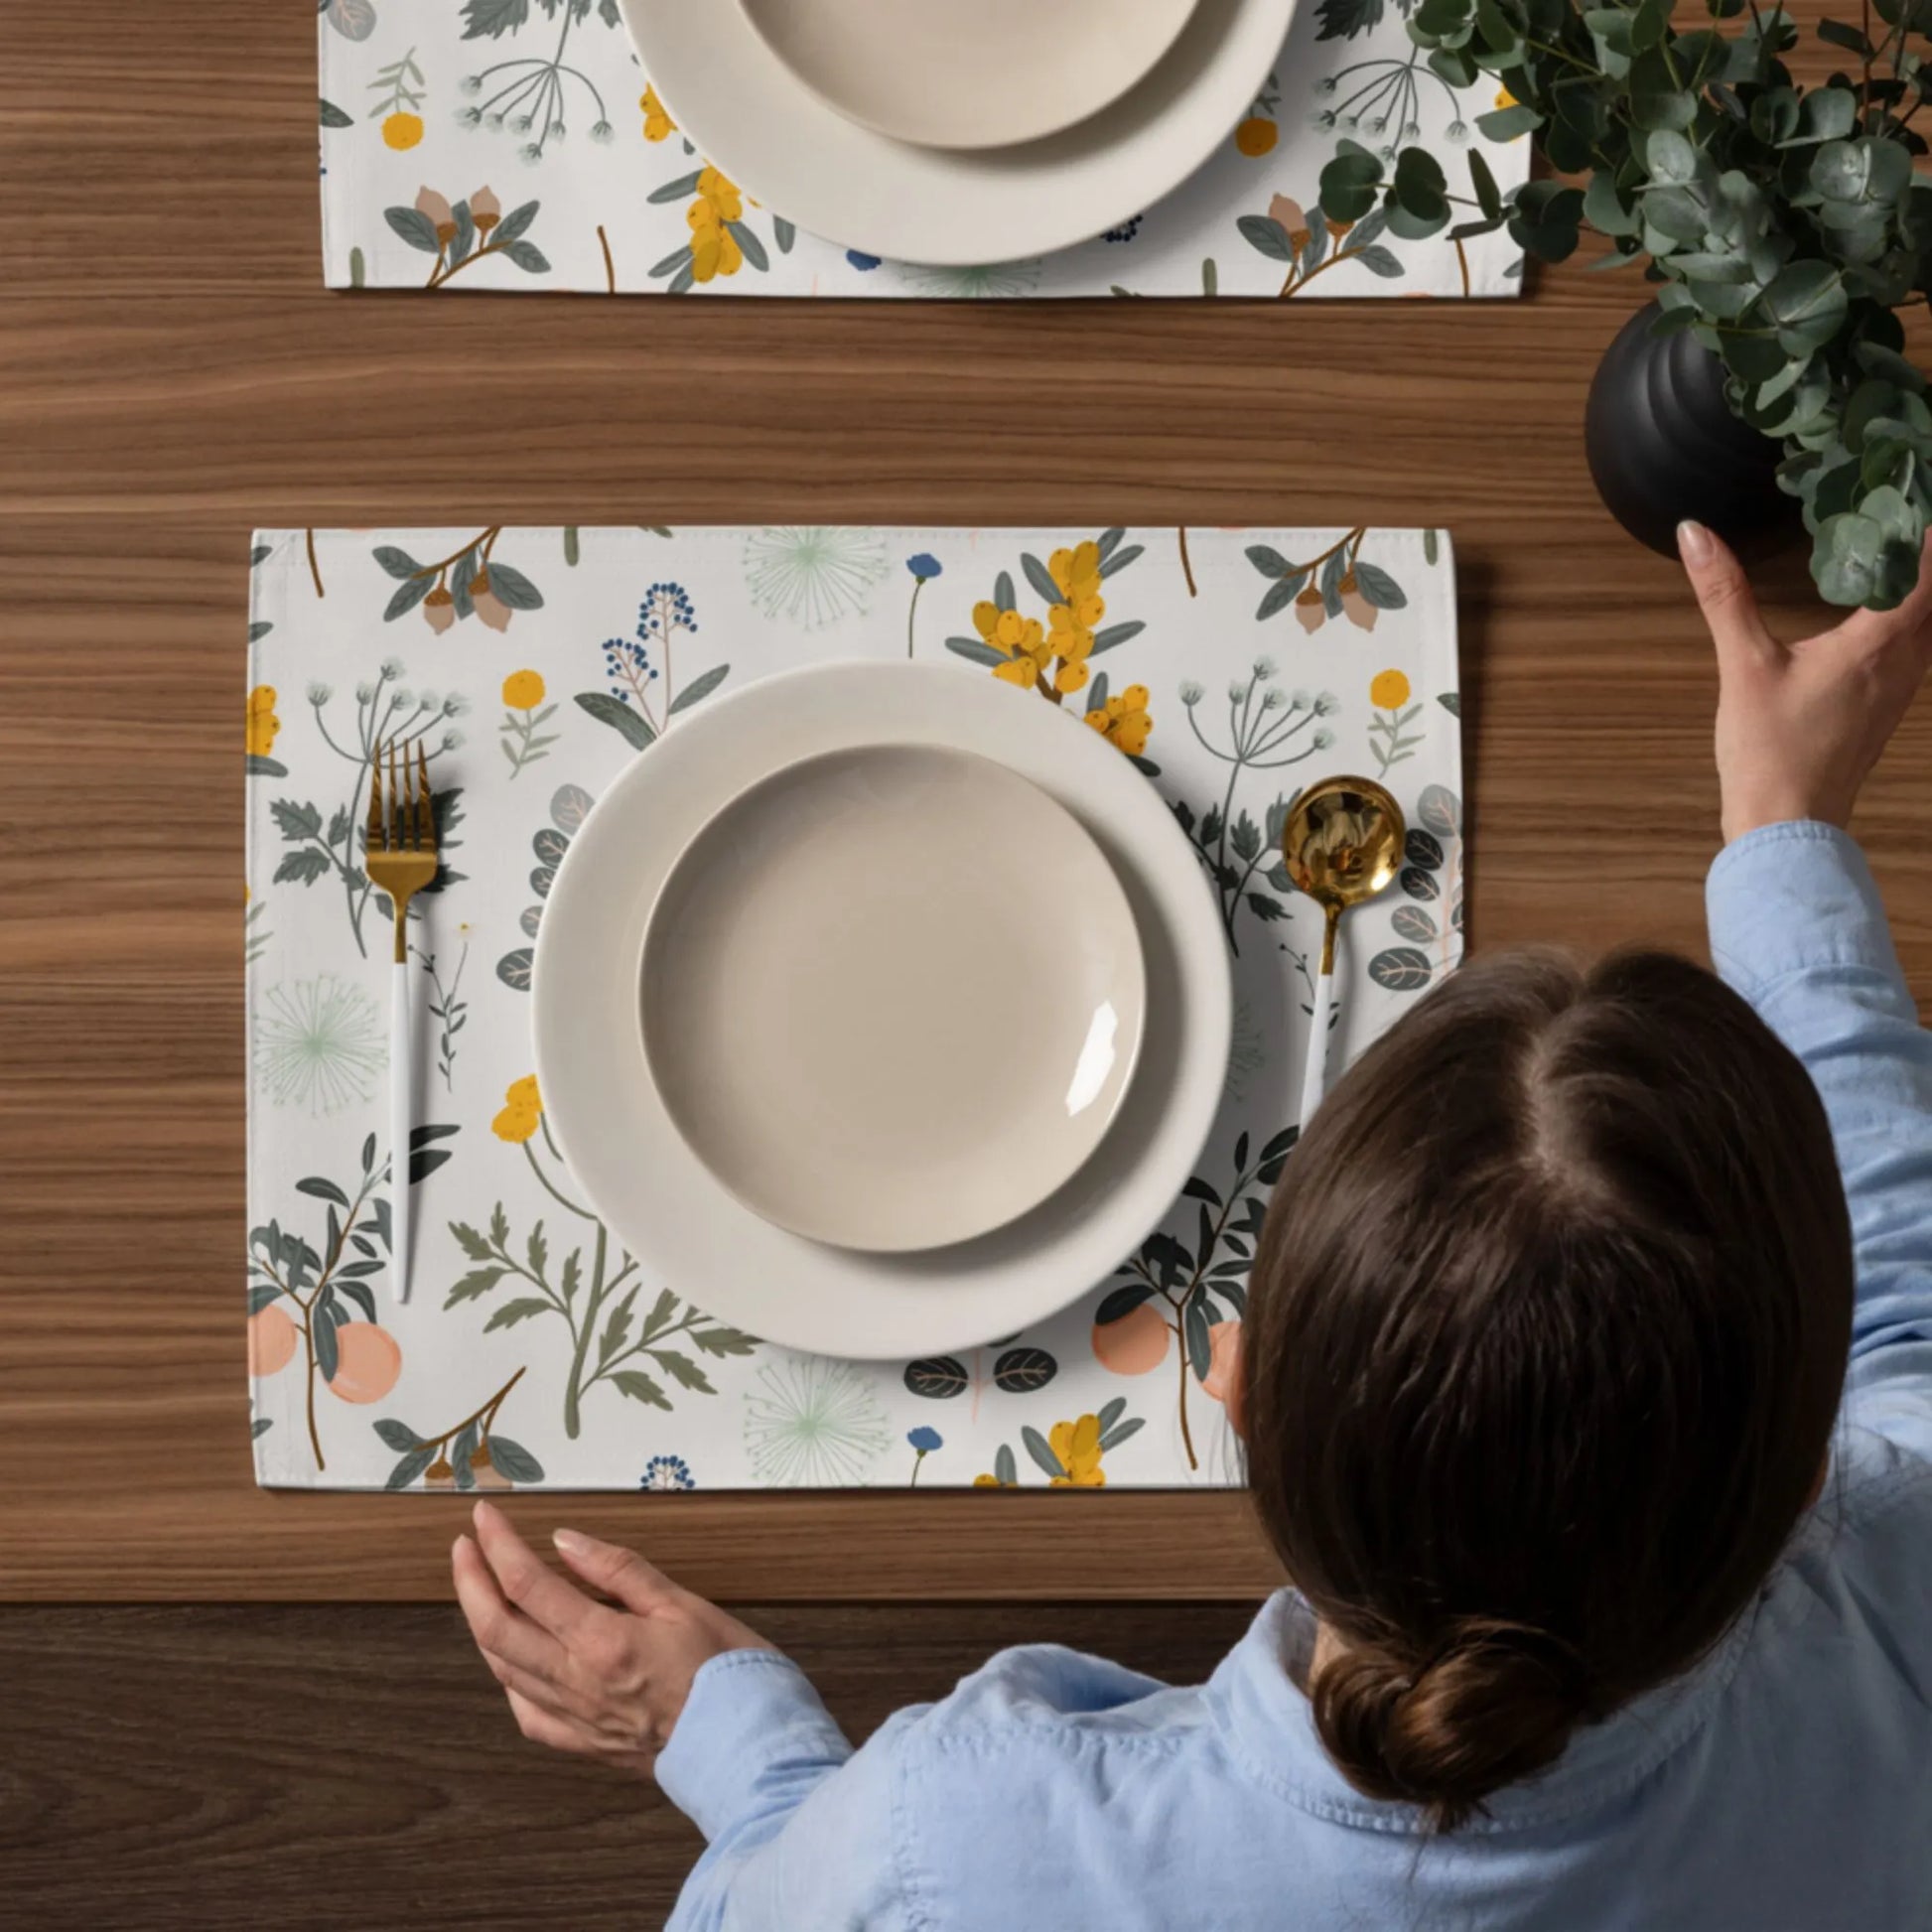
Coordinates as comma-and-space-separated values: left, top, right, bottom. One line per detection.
640, 743, 1146, 1252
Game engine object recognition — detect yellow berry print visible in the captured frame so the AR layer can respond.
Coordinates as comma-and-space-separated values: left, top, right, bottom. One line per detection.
947, 531, 1150, 759
1084, 683, 1154, 758
688, 167, 747, 283
246, 685, 281, 759
491, 1073, 542, 1145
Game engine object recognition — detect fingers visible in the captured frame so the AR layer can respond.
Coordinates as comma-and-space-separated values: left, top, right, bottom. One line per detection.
505, 1685, 596, 1756
479, 1642, 600, 1726
472, 1499, 602, 1639
553, 1526, 679, 1615
1830, 528, 1932, 660
452, 1532, 569, 1681
1678, 520, 1778, 671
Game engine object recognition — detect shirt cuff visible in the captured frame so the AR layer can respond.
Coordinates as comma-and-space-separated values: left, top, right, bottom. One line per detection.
655, 1648, 852, 1843
1706, 821, 1902, 1002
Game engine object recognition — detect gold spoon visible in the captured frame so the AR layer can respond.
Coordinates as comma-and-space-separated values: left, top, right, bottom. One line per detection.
1281, 773, 1407, 1125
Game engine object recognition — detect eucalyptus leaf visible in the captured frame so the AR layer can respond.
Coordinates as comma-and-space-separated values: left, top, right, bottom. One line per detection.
1720, 326, 1789, 384
1813, 138, 1913, 208
1644, 129, 1702, 185
1476, 102, 1542, 141
1643, 186, 1713, 242
1816, 510, 1921, 606
1760, 260, 1848, 353
1583, 171, 1639, 236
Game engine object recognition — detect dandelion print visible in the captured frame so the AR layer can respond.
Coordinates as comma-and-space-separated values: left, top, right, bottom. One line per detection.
895, 261, 1043, 299
743, 1357, 891, 1486
743, 528, 889, 630
254, 976, 386, 1115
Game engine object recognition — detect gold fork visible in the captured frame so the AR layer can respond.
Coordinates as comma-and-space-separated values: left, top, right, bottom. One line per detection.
365, 741, 438, 1303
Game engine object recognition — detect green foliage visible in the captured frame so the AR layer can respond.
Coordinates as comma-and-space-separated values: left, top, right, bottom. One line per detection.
1316, 0, 1932, 606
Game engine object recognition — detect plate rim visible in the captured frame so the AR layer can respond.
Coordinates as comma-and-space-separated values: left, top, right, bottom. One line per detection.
636, 737, 1150, 1253
618, 0, 1300, 267
533, 659, 1232, 1360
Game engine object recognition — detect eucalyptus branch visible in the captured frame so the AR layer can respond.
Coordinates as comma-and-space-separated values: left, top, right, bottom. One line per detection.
1320, 0, 1932, 608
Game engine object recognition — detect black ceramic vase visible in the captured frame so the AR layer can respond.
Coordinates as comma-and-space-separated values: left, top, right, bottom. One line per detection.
1585, 300, 1798, 559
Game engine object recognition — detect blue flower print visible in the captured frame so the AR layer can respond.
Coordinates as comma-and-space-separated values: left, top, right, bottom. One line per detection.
906, 1427, 942, 1486
603, 634, 658, 705
638, 581, 697, 645
640, 1454, 695, 1492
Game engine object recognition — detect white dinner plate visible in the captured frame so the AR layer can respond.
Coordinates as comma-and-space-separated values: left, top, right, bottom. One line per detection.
738, 0, 1200, 152
534, 662, 1231, 1360
640, 743, 1147, 1253
619, 0, 1299, 266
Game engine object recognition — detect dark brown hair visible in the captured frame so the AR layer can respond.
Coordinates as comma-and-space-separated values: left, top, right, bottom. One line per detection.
1243, 949, 1853, 1830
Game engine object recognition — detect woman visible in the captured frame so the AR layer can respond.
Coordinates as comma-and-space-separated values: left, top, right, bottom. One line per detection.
453, 522, 1932, 1930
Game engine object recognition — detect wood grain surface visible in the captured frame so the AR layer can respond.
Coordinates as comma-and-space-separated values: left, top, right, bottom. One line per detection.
0, 1600, 1251, 1926
2, 0, 1927, 1600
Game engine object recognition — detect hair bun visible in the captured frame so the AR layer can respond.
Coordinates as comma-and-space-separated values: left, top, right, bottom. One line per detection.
1311, 1619, 1590, 1830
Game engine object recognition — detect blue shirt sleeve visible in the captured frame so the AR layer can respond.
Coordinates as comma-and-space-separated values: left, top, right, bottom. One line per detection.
655, 1640, 1181, 1928
656, 1648, 909, 1931
1706, 820, 1932, 1454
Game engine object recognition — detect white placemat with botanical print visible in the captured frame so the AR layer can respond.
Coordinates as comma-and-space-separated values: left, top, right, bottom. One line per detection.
246, 523, 1463, 1492
316, 1, 1527, 298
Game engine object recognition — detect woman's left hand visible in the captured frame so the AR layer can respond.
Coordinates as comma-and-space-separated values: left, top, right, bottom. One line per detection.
452, 1498, 774, 1774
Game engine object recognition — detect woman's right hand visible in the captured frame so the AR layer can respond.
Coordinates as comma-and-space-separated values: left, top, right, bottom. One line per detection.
1678, 520, 1932, 843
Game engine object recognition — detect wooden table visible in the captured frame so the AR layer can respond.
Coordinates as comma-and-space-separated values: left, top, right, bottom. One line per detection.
3, 0, 1929, 1917
6, 0, 1929, 1607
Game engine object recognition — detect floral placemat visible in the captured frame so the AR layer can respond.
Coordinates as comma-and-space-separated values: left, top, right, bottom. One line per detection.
246, 523, 1463, 1491
317, 1, 1527, 298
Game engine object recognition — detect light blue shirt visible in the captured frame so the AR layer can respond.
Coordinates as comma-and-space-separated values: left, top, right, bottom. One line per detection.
659, 822, 1932, 1931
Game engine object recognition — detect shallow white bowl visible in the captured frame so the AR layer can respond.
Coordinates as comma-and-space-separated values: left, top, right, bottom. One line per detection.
640, 743, 1146, 1253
